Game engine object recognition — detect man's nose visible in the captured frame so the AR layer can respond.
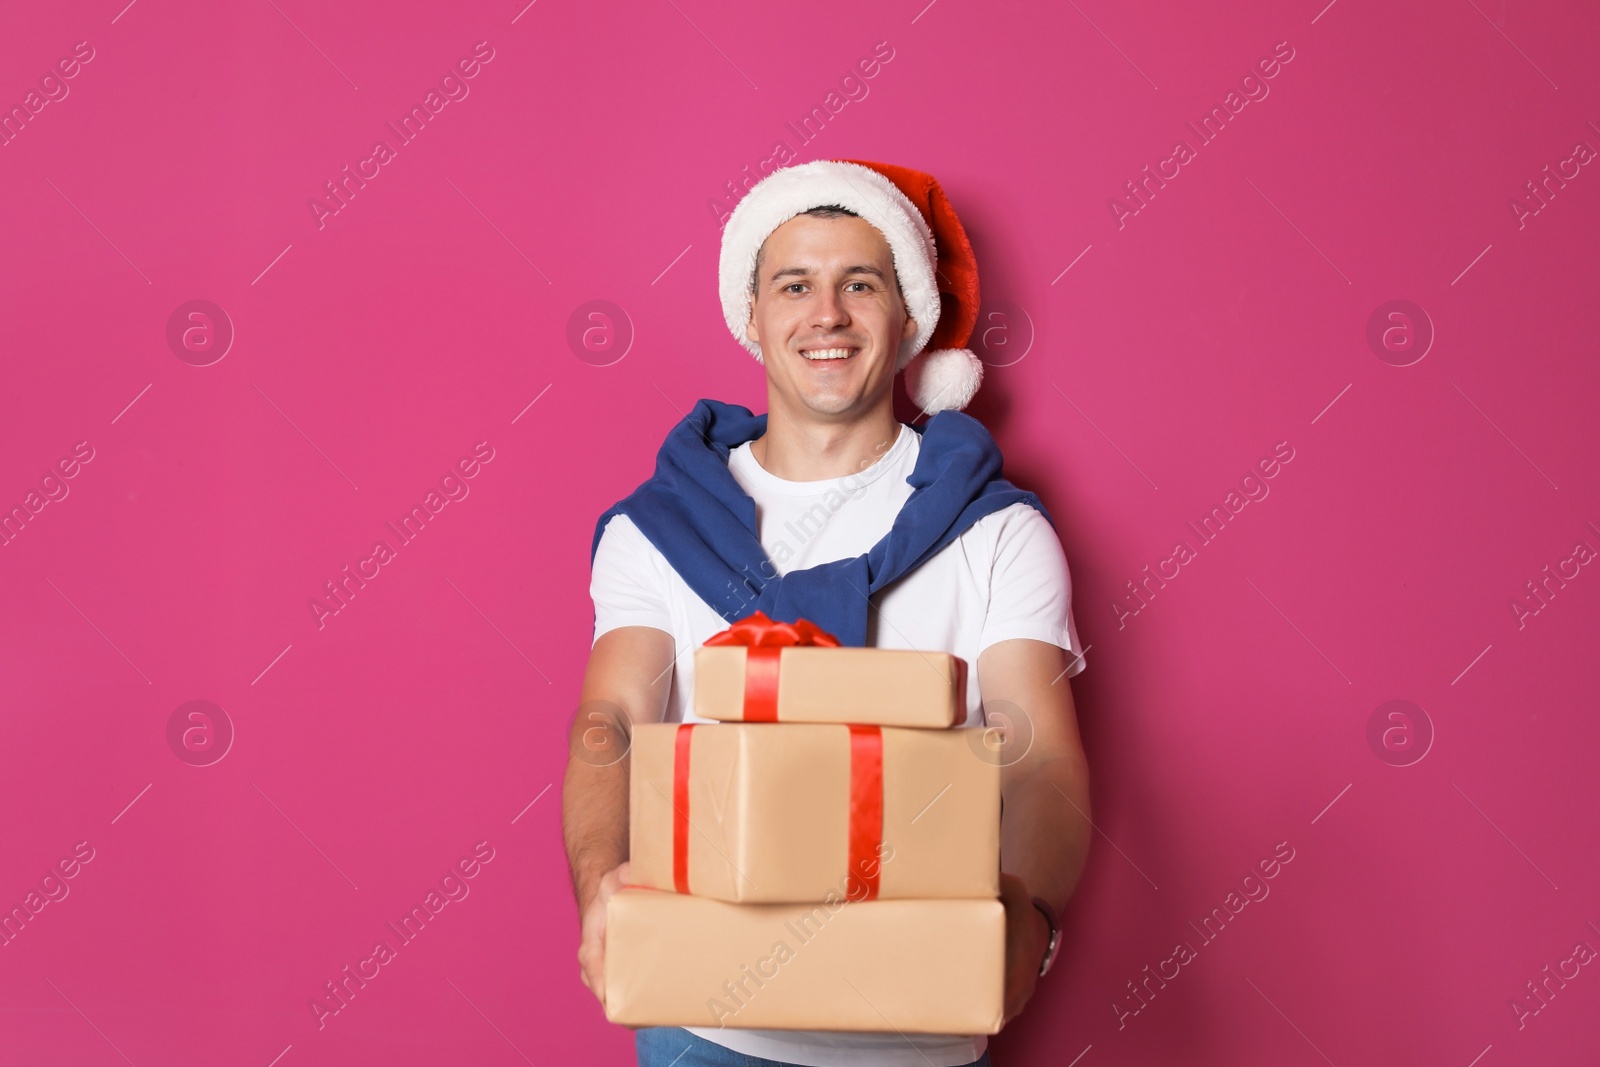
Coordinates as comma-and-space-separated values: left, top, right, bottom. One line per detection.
810, 286, 849, 328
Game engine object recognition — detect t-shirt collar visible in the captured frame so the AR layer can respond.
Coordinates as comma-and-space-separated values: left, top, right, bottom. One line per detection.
728, 423, 916, 498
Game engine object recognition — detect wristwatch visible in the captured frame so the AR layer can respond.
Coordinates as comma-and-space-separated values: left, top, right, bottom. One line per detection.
1030, 896, 1062, 977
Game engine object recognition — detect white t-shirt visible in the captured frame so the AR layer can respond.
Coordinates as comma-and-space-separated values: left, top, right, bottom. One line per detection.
590, 421, 1086, 1067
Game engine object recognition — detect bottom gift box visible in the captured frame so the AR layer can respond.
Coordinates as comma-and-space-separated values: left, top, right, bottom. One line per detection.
603, 887, 1005, 1034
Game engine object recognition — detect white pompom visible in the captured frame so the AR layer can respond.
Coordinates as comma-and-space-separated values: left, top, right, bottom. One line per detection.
904, 348, 984, 413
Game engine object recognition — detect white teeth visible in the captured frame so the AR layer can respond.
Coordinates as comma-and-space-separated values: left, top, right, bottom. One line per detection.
802, 348, 855, 360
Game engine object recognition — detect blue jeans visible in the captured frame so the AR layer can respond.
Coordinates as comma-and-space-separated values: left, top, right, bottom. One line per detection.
635, 1027, 993, 1066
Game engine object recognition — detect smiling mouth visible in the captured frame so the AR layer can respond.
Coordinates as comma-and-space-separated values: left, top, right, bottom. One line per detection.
799, 347, 859, 361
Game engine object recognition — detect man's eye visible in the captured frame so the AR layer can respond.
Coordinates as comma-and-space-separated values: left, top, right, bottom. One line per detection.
784, 283, 806, 294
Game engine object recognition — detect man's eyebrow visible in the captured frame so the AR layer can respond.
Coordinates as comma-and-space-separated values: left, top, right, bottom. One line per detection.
766, 264, 888, 284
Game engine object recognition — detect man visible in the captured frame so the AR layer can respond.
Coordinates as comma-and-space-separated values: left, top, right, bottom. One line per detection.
563, 159, 1093, 1067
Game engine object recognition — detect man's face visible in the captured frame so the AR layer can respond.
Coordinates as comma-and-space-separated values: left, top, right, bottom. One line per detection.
746, 213, 917, 419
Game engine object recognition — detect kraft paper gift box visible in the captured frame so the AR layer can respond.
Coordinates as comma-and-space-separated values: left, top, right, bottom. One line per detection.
629, 722, 999, 903
604, 887, 1005, 1034
693, 611, 966, 728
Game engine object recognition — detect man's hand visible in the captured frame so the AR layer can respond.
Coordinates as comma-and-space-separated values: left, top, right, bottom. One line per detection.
1000, 871, 1049, 1027
577, 860, 631, 1008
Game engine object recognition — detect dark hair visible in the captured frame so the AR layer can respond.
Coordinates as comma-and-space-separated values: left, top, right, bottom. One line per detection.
749, 205, 861, 296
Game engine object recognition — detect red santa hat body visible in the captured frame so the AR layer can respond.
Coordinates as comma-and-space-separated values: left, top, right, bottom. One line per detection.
717, 158, 984, 414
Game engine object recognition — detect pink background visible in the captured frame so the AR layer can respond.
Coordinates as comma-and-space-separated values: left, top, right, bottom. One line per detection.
2, 0, 1597, 1064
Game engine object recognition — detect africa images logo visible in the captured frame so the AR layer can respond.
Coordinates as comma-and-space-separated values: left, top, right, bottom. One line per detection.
1108, 40, 1297, 229
308, 442, 496, 630
309, 842, 496, 1030
308, 42, 496, 231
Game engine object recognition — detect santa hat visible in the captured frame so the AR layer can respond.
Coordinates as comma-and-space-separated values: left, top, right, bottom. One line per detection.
717, 158, 984, 414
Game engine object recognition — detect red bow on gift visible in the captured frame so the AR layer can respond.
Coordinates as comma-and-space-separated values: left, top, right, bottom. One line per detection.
703, 611, 841, 723
703, 610, 842, 651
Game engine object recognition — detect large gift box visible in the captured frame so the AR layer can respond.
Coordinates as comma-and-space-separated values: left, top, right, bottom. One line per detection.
629, 721, 999, 903
693, 611, 966, 728
604, 887, 1005, 1033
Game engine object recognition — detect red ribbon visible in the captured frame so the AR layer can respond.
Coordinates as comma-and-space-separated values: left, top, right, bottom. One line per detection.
846, 725, 884, 901
703, 610, 841, 722
667, 721, 884, 899
672, 723, 695, 893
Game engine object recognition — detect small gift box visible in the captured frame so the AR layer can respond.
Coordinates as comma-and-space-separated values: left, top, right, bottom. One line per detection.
604, 887, 1005, 1033
693, 611, 966, 728
628, 721, 999, 903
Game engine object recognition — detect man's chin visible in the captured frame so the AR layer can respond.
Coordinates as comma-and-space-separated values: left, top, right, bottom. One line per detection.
771, 364, 892, 418
791, 388, 869, 418
798, 392, 853, 415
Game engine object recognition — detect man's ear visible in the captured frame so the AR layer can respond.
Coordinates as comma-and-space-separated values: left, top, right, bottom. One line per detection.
745, 308, 760, 345
900, 313, 918, 341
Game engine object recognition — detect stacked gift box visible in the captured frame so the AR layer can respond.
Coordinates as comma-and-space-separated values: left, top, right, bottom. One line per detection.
604, 612, 1005, 1034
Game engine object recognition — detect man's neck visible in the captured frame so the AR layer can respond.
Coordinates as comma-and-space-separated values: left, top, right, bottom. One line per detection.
748, 400, 902, 482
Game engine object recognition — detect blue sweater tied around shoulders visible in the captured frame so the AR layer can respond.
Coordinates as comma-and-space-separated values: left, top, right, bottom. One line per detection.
591, 398, 1050, 648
